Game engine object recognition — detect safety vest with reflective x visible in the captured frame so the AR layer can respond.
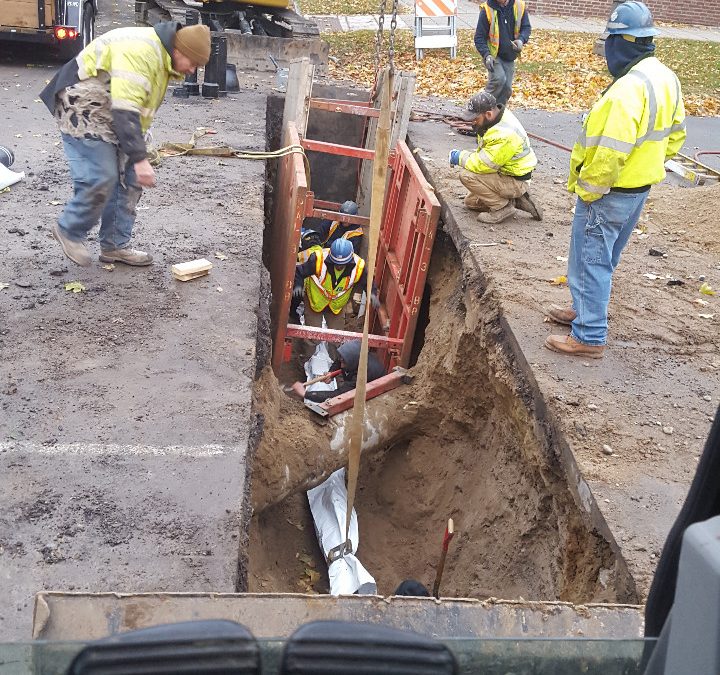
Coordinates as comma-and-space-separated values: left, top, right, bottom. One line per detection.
458, 108, 537, 178
323, 221, 364, 245
305, 249, 366, 315
568, 56, 686, 203
482, 0, 526, 57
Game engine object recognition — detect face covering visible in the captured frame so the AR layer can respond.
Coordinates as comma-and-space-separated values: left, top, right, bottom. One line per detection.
605, 34, 655, 78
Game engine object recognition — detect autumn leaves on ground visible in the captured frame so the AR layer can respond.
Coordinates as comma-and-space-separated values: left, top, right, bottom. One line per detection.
323, 30, 720, 116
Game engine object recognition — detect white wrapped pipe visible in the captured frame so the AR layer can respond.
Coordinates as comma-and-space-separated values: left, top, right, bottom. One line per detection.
307, 468, 376, 596
0, 163, 24, 190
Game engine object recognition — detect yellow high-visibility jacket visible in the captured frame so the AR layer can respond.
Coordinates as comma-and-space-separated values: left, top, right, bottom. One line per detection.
569, 56, 686, 203
305, 249, 366, 314
76, 26, 178, 135
459, 109, 537, 178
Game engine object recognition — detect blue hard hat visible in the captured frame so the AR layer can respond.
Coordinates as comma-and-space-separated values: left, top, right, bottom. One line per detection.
340, 200, 359, 215
329, 238, 354, 265
606, 1, 659, 37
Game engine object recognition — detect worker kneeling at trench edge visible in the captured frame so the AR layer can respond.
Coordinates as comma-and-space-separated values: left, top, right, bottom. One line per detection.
293, 239, 380, 355
304, 339, 386, 404
449, 91, 542, 224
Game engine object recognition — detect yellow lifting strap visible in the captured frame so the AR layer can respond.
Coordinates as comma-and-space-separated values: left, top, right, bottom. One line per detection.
344, 68, 392, 545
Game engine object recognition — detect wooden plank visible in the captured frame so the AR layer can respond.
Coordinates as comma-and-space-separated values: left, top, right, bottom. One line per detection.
1, 0, 53, 28
282, 58, 314, 139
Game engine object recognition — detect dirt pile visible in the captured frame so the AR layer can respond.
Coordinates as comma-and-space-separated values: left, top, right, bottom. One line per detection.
248, 234, 637, 603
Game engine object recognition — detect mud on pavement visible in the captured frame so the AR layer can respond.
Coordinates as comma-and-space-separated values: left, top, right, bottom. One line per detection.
0, 51, 267, 638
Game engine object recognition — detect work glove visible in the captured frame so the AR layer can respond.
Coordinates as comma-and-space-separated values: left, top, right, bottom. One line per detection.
484, 55, 495, 71
511, 39, 524, 52
370, 291, 381, 310
449, 150, 461, 167
292, 284, 304, 300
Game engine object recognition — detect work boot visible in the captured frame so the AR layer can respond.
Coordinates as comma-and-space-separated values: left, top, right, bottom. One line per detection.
52, 223, 91, 267
515, 191, 543, 221
544, 334, 605, 359
545, 304, 577, 326
476, 202, 516, 224
99, 248, 153, 266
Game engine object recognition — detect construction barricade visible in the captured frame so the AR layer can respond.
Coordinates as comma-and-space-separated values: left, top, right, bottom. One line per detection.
414, 0, 457, 60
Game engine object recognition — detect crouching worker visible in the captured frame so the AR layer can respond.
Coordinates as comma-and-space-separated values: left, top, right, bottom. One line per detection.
317, 200, 364, 252
294, 238, 379, 331
40, 22, 211, 267
450, 91, 542, 224
305, 339, 386, 404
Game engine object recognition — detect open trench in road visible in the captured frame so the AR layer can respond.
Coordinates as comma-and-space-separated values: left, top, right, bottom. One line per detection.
246, 90, 640, 601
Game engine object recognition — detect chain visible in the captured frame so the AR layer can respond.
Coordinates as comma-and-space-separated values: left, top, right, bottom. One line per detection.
388, 0, 399, 77
373, 0, 387, 84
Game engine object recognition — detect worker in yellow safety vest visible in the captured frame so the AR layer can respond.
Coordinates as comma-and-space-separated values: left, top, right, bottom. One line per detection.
450, 91, 542, 224
294, 239, 379, 332
545, 1, 686, 359
317, 200, 364, 253
474, 0, 532, 106
40, 22, 210, 268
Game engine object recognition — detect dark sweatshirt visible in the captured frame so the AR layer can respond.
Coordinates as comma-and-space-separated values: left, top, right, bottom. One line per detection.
474, 0, 531, 62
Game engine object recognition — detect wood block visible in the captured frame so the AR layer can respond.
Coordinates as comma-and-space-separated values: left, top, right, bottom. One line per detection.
1, 0, 55, 28
171, 258, 212, 282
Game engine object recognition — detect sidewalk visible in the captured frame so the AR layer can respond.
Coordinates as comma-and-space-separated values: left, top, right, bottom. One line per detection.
311, 7, 720, 43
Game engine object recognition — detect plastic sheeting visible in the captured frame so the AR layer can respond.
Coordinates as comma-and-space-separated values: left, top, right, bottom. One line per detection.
303, 342, 337, 400
307, 468, 377, 596
0, 163, 24, 190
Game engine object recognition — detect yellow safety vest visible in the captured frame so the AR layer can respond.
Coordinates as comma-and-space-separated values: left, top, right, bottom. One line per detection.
458, 109, 537, 177
324, 221, 363, 245
297, 244, 323, 263
76, 27, 180, 133
482, 0, 526, 58
568, 57, 686, 202
305, 249, 365, 315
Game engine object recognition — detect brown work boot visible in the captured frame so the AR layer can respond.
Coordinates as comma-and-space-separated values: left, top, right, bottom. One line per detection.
52, 223, 91, 267
544, 334, 605, 359
477, 202, 517, 224
515, 190, 543, 221
99, 248, 153, 266
545, 304, 577, 326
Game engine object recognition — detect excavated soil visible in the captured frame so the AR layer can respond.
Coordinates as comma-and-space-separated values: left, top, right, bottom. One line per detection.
249, 233, 637, 603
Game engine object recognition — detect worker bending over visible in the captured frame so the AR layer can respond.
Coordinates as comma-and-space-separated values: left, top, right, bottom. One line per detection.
304, 340, 385, 404
474, 0, 531, 106
41, 22, 210, 267
450, 91, 541, 224
545, 1, 686, 359
294, 238, 380, 337
316, 200, 363, 252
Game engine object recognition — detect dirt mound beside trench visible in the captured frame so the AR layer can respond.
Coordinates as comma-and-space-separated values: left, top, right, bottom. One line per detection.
248, 234, 636, 603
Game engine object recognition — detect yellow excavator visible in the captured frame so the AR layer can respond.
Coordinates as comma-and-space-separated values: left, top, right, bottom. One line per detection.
136, 0, 319, 38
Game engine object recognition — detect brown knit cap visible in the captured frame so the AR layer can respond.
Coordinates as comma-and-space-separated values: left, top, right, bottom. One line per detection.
175, 24, 211, 66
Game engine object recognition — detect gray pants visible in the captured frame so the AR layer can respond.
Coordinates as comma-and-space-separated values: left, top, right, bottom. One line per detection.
484, 57, 516, 106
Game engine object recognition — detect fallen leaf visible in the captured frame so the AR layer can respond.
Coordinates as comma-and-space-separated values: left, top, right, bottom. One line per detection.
694, 298, 710, 307
214, 251, 228, 260
64, 281, 86, 293
700, 282, 716, 296
0, 282, 9, 290
298, 553, 315, 568
548, 275, 567, 285
102, 264, 115, 271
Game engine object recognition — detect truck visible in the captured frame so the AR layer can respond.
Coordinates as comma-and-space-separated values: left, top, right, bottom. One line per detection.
0, 0, 97, 57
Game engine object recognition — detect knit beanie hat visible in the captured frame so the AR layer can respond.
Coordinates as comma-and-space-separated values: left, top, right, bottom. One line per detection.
175, 24, 211, 66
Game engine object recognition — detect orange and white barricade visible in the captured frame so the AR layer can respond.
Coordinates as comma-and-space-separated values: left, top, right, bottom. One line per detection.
414, 0, 457, 60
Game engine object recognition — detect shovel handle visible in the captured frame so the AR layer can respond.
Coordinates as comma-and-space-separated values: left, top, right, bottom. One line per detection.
303, 369, 342, 387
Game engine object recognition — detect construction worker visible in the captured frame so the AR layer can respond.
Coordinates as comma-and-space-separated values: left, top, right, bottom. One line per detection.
316, 200, 364, 252
304, 339, 386, 404
450, 91, 541, 224
474, 0, 531, 106
545, 1, 686, 358
297, 228, 324, 263
40, 22, 211, 267
293, 238, 379, 333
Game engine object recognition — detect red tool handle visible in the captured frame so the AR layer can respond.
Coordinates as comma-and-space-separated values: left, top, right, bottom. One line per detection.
442, 519, 455, 551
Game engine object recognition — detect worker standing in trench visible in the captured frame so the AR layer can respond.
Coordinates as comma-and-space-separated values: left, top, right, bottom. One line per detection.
544, 1, 686, 359
449, 91, 542, 224
40, 22, 211, 267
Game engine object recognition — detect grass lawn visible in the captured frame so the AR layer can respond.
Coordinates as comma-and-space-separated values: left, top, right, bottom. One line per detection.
323, 29, 720, 115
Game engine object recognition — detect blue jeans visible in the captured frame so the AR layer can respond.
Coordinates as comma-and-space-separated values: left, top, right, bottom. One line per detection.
568, 191, 649, 346
58, 134, 142, 251
485, 57, 515, 106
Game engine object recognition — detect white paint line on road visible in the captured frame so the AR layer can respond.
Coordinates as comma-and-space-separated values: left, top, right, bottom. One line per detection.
0, 441, 241, 458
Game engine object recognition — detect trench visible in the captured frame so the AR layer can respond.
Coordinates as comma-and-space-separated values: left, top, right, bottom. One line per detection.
247, 91, 639, 604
